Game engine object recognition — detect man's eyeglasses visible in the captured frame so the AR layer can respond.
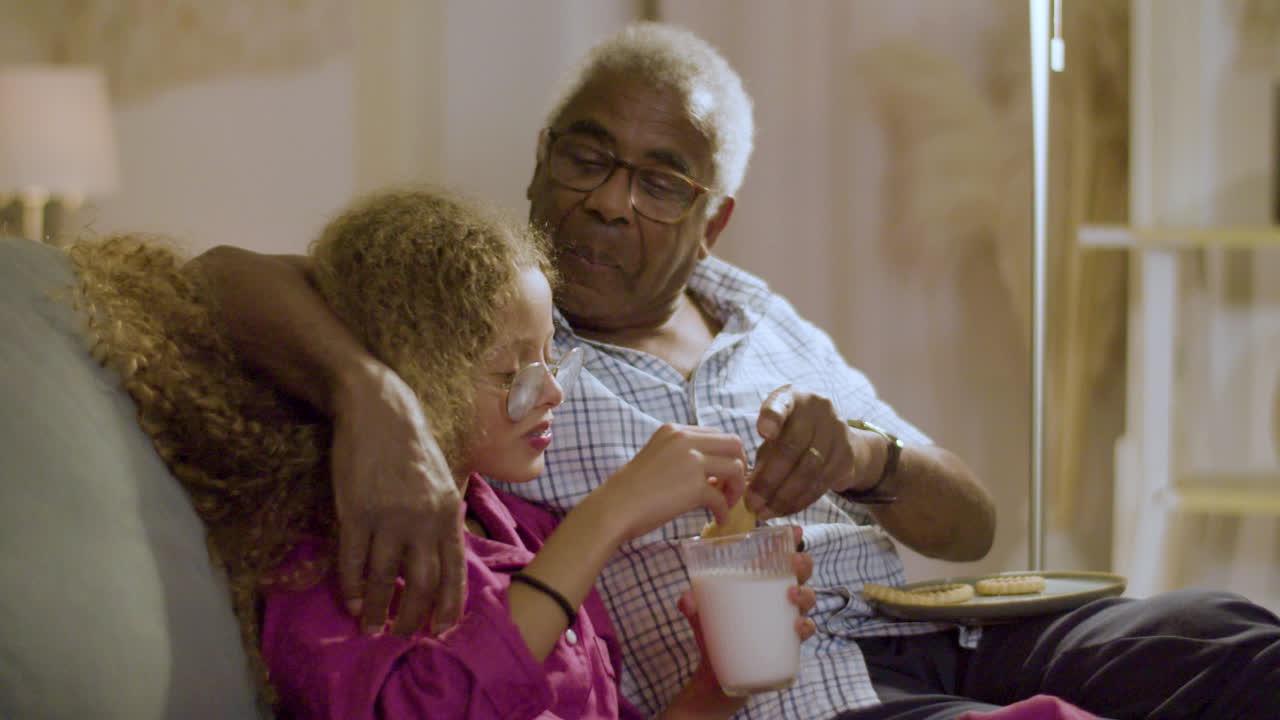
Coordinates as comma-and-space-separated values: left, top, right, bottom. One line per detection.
496, 346, 585, 422
541, 129, 714, 224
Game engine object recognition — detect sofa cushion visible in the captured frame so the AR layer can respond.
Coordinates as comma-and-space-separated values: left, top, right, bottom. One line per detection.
0, 236, 265, 719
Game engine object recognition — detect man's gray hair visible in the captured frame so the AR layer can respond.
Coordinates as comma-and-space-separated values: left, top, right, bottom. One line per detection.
543, 22, 754, 214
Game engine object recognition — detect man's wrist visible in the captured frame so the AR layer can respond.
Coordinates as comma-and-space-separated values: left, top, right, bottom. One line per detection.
840, 420, 902, 504
329, 356, 395, 417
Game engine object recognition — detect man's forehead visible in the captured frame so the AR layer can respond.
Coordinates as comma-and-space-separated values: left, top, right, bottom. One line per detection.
554, 72, 711, 170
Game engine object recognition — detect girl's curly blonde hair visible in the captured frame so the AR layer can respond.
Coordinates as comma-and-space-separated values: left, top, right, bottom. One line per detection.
66, 187, 551, 705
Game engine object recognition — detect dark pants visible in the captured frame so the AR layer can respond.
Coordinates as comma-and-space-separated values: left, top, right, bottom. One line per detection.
833, 589, 1280, 720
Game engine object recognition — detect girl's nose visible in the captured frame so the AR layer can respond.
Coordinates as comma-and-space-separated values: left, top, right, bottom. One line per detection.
539, 366, 565, 410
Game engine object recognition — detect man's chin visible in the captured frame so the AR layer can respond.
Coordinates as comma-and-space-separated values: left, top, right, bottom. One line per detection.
555, 285, 617, 326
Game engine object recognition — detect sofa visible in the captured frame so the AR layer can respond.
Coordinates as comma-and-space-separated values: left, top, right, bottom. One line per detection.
0, 236, 266, 718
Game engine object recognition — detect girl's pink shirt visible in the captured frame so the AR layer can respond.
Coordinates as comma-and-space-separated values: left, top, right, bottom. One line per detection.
261, 475, 647, 720
957, 695, 1103, 720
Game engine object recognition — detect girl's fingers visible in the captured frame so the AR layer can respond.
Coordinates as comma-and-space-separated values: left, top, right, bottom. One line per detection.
795, 616, 817, 641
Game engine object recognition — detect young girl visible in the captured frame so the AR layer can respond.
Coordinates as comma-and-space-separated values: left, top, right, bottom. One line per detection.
70, 188, 814, 719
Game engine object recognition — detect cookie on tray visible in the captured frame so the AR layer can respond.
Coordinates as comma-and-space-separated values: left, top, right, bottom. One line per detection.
974, 574, 1047, 596
863, 582, 975, 606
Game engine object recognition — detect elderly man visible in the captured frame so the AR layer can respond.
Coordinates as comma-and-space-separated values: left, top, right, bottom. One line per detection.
193, 21, 1279, 720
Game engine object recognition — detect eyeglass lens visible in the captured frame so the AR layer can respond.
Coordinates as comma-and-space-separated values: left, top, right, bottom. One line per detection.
505, 346, 585, 422
547, 135, 701, 223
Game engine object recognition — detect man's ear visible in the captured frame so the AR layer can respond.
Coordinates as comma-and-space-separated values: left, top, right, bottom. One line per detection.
526, 163, 543, 203
699, 197, 735, 259
527, 129, 547, 202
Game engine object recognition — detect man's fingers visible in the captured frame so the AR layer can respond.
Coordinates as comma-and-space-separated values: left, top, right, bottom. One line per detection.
767, 445, 829, 515
746, 438, 807, 515
359, 536, 403, 634
749, 397, 830, 516
430, 524, 467, 635
337, 523, 373, 617
757, 385, 794, 441
388, 540, 439, 637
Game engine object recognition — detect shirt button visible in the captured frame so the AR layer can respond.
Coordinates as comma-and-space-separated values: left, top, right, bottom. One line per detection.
564, 628, 578, 645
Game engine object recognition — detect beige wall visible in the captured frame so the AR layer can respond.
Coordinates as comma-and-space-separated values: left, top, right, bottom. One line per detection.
92, 59, 357, 255
1, 0, 636, 255
354, 0, 636, 210
664, 0, 1037, 581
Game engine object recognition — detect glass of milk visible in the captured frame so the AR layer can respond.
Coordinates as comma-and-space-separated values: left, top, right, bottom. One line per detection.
679, 524, 800, 696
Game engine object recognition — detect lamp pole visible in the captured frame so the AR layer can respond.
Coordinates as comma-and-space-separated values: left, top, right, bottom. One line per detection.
1028, 0, 1063, 571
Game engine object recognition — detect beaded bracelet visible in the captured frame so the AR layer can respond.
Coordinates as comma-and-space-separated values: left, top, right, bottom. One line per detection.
510, 571, 577, 628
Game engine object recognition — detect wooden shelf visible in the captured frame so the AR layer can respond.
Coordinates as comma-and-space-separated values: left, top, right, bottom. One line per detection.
1078, 224, 1280, 249
1162, 471, 1280, 516
1162, 487, 1280, 516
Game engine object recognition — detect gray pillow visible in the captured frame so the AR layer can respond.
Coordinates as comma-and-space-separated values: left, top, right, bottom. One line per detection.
0, 236, 266, 719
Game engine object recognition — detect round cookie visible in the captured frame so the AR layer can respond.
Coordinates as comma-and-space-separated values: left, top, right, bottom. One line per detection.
699, 497, 759, 538
863, 582, 975, 606
974, 574, 1047, 596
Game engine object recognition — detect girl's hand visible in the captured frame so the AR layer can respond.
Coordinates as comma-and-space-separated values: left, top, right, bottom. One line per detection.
591, 424, 748, 542
664, 527, 817, 719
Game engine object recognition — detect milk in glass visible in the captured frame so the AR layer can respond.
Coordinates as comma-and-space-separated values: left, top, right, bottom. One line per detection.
690, 570, 800, 695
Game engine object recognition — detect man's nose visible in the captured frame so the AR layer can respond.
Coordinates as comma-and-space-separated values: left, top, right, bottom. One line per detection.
582, 166, 633, 224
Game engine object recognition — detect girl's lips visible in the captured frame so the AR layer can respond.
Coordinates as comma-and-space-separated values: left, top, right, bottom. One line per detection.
524, 421, 552, 439
526, 423, 553, 451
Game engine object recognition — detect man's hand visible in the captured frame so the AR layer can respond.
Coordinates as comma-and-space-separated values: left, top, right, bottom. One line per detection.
332, 362, 464, 636
751, 387, 997, 561
747, 385, 869, 518
187, 247, 469, 633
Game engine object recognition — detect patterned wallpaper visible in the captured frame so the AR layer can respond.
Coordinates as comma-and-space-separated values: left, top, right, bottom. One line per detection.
0, 0, 351, 101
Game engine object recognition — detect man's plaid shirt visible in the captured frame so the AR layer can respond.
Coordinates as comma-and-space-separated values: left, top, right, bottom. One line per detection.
494, 255, 966, 718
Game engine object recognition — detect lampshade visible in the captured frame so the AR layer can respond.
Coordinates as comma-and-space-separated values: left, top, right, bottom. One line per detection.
0, 65, 120, 198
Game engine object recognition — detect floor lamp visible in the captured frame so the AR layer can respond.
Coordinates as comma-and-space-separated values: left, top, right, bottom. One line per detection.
1028, 0, 1063, 571
0, 65, 119, 244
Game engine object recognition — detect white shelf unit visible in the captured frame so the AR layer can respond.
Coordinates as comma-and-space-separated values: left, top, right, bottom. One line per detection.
1104, 0, 1280, 599
1078, 225, 1280, 250
1080, 222, 1280, 597
1079, 224, 1280, 518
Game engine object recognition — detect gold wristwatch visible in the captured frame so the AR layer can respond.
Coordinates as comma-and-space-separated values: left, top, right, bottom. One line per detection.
843, 419, 903, 504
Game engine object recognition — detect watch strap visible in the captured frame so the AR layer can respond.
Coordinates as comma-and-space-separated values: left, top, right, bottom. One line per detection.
842, 419, 903, 504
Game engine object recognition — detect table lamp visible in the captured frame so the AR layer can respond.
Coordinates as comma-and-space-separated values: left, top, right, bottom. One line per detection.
0, 64, 120, 243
